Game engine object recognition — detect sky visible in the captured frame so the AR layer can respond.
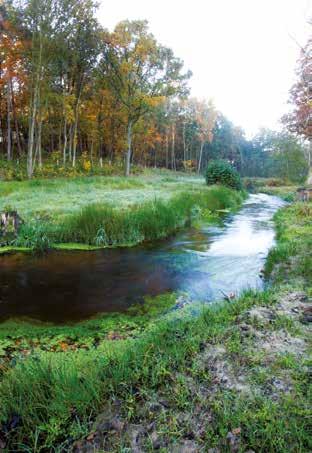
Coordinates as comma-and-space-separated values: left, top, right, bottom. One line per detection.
98, 0, 312, 137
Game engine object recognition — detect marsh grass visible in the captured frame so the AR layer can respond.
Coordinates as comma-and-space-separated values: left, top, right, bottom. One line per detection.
10, 185, 244, 250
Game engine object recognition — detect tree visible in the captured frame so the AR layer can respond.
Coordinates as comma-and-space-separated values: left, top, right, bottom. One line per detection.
101, 20, 191, 176
188, 98, 217, 173
282, 36, 312, 141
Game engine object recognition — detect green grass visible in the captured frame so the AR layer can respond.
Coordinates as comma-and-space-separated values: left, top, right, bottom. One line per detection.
265, 202, 312, 286
2, 173, 245, 251
243, 177, 298, 201
1, 169, 246, 251
0, 290, 310, 451
0, 181, 311, 451
0, 170, 203, 221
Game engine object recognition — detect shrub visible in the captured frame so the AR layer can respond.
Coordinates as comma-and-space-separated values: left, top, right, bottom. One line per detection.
205, 160, 242, 190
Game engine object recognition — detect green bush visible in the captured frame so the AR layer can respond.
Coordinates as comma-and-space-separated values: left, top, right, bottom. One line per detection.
205, 160, 242, 190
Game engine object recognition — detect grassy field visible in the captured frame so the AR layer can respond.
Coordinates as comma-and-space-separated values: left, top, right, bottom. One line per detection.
0, 170, 245, 252
0, 170, 202, 220
0, 193, 311, 450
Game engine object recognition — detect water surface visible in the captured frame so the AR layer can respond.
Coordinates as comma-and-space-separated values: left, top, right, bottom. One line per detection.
0, 193, 284, 323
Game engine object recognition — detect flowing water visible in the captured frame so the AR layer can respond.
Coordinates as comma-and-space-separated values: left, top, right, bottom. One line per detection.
0, 193, 285, 323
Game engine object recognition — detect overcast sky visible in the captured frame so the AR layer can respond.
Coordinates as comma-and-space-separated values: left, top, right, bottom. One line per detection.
98, 0, 312, 136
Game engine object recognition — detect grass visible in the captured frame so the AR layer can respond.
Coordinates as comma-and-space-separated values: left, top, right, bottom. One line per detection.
0, 178, 311, 451
243, 177, 298, 201
1, 170, 245, 251
0, 289, 310, 451
265, 202, 312, 286
0, 169, 203, 221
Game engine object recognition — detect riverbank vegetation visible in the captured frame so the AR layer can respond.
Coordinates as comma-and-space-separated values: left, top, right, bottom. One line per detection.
0, 197, 311, 451
0, 171, 245, 252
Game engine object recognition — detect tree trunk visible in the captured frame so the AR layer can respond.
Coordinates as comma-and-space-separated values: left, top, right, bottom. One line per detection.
10, 78, 22, 158
183, 122, 186, 163
37, 115, 43, 169
63, 118, 67, 166
72, 83, 83, 167
197, 142, 204, 174
171, 124, 176, 170
6, 79, 12, 161
125, 120, 132, 177
72, 112, 78, 167
27, 88, 38, 178
165, 133, 169, 168
27, 35, 42, 178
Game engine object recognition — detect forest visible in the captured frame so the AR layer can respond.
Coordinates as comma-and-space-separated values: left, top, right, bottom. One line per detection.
0, 0, 310, 181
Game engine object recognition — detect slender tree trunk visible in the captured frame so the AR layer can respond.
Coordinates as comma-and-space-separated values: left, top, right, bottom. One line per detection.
63, 118, 67, 166
27, 87, 38, 178
72, 111, 78, 167
171, 124, 176, 170
6, 79, 12, 160
198, 141, 204, 174
68, 124, 73, 162
165, 133, 169, 169
10, 78, 22, 157
125, 120, 132, 177
27, 35, 42, 178
37, 115, 43, 169
183, 122, 186, 163
90, 139, 94, 165
72, 83, 83, 167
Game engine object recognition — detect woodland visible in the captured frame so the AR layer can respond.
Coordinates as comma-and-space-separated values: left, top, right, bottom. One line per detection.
0, 0, 310, 182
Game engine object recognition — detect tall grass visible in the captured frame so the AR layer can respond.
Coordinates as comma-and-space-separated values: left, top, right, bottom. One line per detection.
13, 186, 244, 250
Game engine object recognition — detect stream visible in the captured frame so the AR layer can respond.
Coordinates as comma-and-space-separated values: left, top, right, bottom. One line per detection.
0, 193, 285, 323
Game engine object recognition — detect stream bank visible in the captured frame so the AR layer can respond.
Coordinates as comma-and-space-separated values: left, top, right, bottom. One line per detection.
0, 193, 281, 323
0, 197, 311, 452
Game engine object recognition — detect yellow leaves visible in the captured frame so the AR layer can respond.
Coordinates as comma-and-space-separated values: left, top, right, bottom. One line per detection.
82, 160, 91, 172
146, 96, 165, 108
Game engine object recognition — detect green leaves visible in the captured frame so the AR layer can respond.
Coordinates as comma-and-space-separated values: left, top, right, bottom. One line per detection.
205, 160, 242, 191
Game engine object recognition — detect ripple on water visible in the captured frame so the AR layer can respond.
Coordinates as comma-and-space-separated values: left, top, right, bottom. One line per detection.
0, 193, 286, 323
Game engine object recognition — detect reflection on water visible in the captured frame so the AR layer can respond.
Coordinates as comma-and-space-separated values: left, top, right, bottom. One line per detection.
0, 194, 285, 323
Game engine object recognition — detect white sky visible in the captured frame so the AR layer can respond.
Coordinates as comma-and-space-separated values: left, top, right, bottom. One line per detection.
98, 0, 312, 137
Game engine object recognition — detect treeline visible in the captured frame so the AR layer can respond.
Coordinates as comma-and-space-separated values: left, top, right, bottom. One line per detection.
0, 0, 310, 180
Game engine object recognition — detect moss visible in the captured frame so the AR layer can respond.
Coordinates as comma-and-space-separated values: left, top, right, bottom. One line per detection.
0, 246, 31, 255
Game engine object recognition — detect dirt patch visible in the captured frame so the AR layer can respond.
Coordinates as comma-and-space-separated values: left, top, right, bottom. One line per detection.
195, 345, 250, 394
72, 291, 311, 452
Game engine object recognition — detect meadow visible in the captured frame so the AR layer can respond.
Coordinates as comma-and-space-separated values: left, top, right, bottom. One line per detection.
0, 170, 245, 252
